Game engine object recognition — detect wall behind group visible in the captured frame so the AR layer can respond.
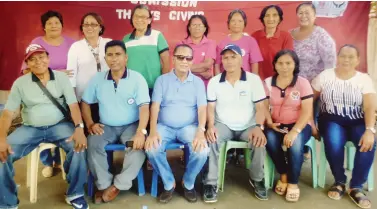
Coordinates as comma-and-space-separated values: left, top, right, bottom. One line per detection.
0, 1, 370, 91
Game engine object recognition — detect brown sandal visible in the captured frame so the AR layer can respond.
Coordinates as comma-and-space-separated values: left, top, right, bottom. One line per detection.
275, 180, 288, 195
328, 183, 346, 200
348, 189, 372, 209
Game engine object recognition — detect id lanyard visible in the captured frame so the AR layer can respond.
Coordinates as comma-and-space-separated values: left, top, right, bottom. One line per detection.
85, 37, 101, 72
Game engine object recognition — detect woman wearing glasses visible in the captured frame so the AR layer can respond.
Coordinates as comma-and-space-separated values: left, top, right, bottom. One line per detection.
179, 15, 216, 87
123, 4, 170, 97
67, 12, 112, 103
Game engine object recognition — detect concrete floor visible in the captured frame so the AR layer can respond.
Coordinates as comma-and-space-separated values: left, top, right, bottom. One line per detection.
14, 149, 376, 209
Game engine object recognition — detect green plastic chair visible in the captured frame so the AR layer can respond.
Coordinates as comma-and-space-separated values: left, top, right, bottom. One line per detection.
217, 141, 276, 192
264, 137, 319, 189
318, 140, 374, 191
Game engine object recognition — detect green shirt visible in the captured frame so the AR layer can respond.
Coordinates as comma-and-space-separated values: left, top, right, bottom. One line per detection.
5, 69, 77, 127
123, 28, 169, 88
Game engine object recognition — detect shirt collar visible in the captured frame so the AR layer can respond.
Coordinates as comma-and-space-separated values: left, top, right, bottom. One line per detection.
129, 27, 152, 40
107, 68, 128, 80
31, 68, 55, 82
171, 69, 194, 82
184, 36, 209, 45
261, 27, 281, 39
271, 74, 298, 87
219, 69, 247, 83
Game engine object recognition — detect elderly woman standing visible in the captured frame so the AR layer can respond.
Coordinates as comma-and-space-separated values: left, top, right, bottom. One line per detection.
67, 12, 112, 102
312, 45, 376, 209
264, 50, 313, 202
22, 10, 75, 178
291, 2, 337, 159
215, 9, 263, 75
179, 15, 216, 87
252, 5, 293, 80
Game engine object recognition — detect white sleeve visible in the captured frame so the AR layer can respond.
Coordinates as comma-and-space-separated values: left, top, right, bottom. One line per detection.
207, 78, 217, 102
311, 71, 323, 92
362, 74, 376, 94
67, 43, 78, 87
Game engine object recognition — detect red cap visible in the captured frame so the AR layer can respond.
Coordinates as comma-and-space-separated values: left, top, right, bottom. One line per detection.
24, 44, 48, 61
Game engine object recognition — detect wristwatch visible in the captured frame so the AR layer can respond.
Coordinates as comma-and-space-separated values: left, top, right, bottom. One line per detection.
256, 124, 264, 130
366, 127, 376, 134
138, 128, 148, 135
75, 123, 84, 129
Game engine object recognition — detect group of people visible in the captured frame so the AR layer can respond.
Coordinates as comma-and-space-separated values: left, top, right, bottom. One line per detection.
0, 2, 375, 209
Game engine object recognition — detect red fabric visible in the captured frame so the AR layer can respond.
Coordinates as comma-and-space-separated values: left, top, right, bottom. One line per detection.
252, 28, 294, 80
0, 1, 370, 90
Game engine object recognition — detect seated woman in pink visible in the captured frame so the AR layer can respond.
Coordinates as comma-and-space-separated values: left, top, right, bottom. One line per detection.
215, 9, 263, 75
179, 15, 216, 87
264, 49, 313, 202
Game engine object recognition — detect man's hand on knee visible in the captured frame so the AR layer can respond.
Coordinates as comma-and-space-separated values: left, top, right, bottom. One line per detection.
248, 126, 267, 147
145, 132, 161, 151
0, 140, 13, 163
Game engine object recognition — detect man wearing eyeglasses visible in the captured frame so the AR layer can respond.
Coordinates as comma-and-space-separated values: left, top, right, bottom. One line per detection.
145, 44, 209, 204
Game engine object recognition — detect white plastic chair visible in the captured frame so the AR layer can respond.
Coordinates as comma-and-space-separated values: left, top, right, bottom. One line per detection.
26, 143, 66, 203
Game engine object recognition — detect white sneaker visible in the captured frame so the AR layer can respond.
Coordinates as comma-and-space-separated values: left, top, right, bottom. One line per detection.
42, 166, 54, 178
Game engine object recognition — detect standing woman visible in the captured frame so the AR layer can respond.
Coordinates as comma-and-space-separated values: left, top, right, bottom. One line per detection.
179, 15, 216, 87
22, 10, 75, 178
123, 4, 170, 96
291, 2, 336, 159
215, 9, 263, 75
67, 12, 112, 103
252, 5, 294, 80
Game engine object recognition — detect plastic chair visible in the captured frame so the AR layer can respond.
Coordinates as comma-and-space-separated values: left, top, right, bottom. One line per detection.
318, 141, 374, 191
265, 137, 319, 189
87, 144, 145, 197
150, 142, 189, 197
217, 141, 276, 192
26, 143, 66, 203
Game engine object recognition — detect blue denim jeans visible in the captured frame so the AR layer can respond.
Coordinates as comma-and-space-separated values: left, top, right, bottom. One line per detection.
265, 124, 312, 184
146, 124, 209, 190
318, 116, 376, 189
40, 148, 61, 166
0, 122, 87, 209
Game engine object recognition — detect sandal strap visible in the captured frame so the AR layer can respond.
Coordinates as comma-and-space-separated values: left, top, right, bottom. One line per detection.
349, 189, 369, 202
329, 183, 346, 195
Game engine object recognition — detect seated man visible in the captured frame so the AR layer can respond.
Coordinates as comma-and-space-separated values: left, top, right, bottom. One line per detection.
203, 44, 268, 202
0, 44, 88, 209
82, 40, 150, 204
145, 44, 209, 203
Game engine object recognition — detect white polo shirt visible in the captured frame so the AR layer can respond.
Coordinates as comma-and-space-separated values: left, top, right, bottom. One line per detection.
207, 70, 266, 131
67, 37, 112, 101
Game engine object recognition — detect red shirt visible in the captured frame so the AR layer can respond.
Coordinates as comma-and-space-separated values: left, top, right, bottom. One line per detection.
252, 29, 294, 80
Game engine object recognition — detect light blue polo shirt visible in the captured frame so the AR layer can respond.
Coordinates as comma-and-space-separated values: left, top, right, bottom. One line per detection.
82, 69, 150, 126
152, 70, 207, 129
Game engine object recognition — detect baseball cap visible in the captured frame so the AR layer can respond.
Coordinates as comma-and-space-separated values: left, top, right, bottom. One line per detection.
24, 44, 49, 61
220, 44, 242, 56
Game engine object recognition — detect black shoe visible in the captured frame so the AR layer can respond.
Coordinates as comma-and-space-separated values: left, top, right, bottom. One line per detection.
183, 186, 197, 203
249, 178, 268, 200
159, 188, 174, 203
203, 185, 218, 203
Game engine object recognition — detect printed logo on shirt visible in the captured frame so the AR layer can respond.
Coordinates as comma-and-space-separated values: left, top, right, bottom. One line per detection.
290, 90, 300, 100
241, 49, 246, 57
239, 91, 247, 96
201, 52, 205, 56
127, 98, 135, 105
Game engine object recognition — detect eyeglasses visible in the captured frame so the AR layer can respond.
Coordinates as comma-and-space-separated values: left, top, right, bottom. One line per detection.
82, 23, 100, 28
133, 15, 150, 21
174, 55, 194, 61
190, 24, 205, 28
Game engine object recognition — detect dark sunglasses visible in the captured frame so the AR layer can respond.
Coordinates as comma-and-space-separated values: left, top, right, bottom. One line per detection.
174, 55, 194, 61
